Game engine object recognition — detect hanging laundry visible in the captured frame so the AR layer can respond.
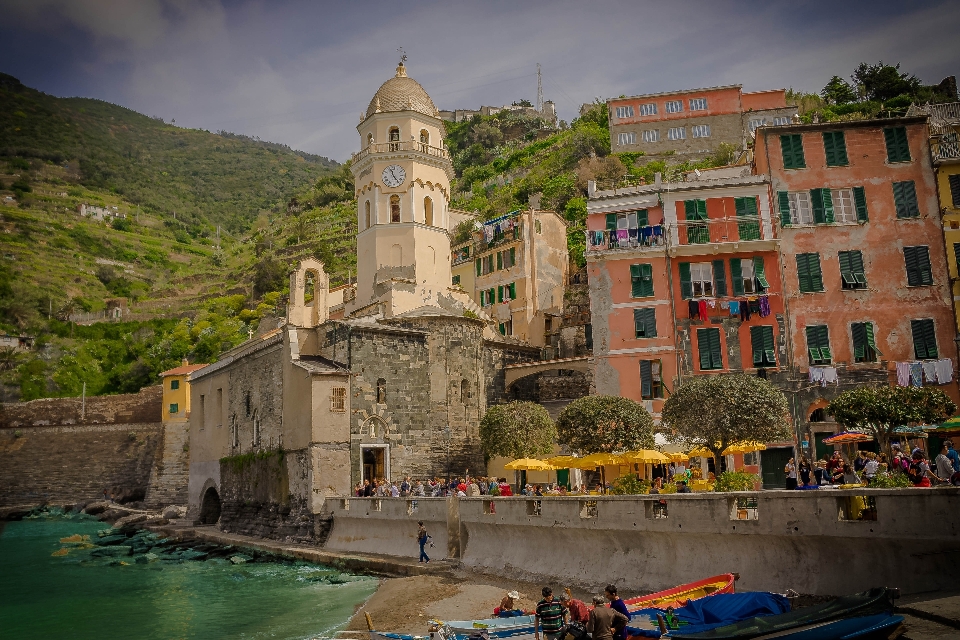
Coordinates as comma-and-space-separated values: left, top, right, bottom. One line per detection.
909, 362, 923, 387
741, 300, 752, 321
728, 301, 740, 316
707, 300, 716, 308
822, 367, 838, 385
809, 367, 824, 385
758, 295, 771, 318
688, 300, 700, 319
922, 361, 939, 385
935, 358, 954, 384
698, 300, 708, 320
895, 362, 911, 387
719, 301, 730, 310
749, 300, 761, 315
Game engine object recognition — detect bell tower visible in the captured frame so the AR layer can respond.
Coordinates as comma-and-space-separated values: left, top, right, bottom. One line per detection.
349, 60, 455, 317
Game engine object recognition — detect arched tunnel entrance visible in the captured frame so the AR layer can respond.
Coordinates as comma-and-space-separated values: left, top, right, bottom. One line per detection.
199, 486, 221, 525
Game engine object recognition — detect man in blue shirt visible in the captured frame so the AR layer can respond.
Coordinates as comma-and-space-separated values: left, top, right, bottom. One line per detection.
604, 585, 631, 640
946, 440, 960, 473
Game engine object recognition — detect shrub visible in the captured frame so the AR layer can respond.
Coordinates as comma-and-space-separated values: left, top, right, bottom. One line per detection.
713, 470, 759, 492
869, 470, 912, 488
660, 482, 678, 494
610, 474, 650, 495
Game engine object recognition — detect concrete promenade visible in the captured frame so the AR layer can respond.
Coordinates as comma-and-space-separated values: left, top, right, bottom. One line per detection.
322, 489, 959, 597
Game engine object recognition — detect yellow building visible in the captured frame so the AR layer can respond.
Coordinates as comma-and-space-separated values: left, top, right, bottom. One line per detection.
159, 361, 207, 422
451, 238, 476, 296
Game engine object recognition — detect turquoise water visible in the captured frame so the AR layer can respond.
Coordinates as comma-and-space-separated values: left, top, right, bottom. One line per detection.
0, 516, 378, 639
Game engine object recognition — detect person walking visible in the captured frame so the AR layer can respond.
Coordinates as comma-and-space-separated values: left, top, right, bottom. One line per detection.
587, 594, 629, 640
534, 587, 566, 640
784, 458, 798, 490
416, 520, 430, 563
603, 585, 631, 640
798, 457, 811, 487
946, 440, 960, 474
935, 444, 954, 483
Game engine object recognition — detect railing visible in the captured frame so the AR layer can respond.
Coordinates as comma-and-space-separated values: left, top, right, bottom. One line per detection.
586, 217, 768, 253
931, 132, 960, 163
352, 140, 450, 163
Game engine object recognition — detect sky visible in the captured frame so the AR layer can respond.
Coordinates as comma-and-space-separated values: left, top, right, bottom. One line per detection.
2, 0, 959, 162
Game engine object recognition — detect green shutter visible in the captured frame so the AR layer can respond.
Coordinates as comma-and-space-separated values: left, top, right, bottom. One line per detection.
509, 246, 516, 266
712, 260, 727, 297
865, 322, 881, 356
696, 199, 707, 219
852, 186, 868, 222
884, 127, 911, 163
634, 308, 656, 338
810, 253, 823, 291
893, 181, 919, 218
730, 258, 744, 296
750, 325, 776, 367
509, 282, 516, 299
852, 323, 867, 361
806, 325, 831, 364
679, 262, 692, 299
753, 256, 769, 290
911, 319, 938, 359
839, 251, 854, 287
683, 200, 697, 220
778, 191, 792, 227
763, 325, 776, 365
851, 251, 866, 285
916, 246, 932, 285
781, 134, 806, 169
499, 323, 506, 335
496, 251, 503, 270
698, 328, 722, 370
476, 258, 481, 276
811, 188, 833, 224
736, 196, 760, 240
606, 213, 617, 231
955, 242, 960, 277
796, 253, 824, 292
698, 329, 712, 370
497, 285, 503, 303
905, 246, 933, 286
750, 326, 764, 366
822, 188, 834, 223
734, 197, 746, 217
640, 264, 653, 297
637, 209, 648, 227
708, 328, 722, 369
823, 131, 848, 167
640, 359, 652, 398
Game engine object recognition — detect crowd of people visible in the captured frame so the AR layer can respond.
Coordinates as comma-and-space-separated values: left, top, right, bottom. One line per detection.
783, 439, 960, 489
354, 476, 610, 498
492, 585, 632, 640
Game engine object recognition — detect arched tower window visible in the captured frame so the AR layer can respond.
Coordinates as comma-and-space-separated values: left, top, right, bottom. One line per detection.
367, 133, 374, 147
364, 200, 371, 229
419, 129, 429, 145
389, 127, 400, 142
376, 378, 386, 404
460, 379, 469, 402
424, 196, 433, 226
390, 195, 401, 223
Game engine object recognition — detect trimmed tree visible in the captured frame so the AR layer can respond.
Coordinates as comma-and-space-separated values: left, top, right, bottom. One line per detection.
828, 386, 956, 459
661, 374, 791, 462
556, 395, 654, 454
479, 401, 556, 460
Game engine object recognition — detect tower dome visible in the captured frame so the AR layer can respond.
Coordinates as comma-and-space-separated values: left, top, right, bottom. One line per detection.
366, 63, 437, 118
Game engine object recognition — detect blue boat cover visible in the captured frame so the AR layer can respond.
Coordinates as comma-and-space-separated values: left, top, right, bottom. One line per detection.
626, 592, 791, 638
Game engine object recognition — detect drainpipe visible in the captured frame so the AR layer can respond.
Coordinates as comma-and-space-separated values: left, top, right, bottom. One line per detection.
659, 173, 683, 390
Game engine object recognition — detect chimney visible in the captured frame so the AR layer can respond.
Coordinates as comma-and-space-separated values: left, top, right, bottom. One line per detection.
182, 358, 189, 366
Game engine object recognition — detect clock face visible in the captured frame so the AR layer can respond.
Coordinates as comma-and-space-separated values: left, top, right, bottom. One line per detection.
381, 165, 406, 188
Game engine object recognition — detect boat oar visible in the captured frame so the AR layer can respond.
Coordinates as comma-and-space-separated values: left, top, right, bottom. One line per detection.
365, 612, 375, 631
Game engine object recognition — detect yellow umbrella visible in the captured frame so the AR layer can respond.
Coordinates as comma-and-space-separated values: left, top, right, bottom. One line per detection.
570, 452, 623, 468
625, 449, 671, 464
504, 458, 555, 471
687, 446, 715, 458
545, 455, 579, 468
667, 452, 690, 462
723, 442, 768, 455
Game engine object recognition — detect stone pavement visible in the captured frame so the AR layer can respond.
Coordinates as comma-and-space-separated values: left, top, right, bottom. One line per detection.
898, 591, 960, 640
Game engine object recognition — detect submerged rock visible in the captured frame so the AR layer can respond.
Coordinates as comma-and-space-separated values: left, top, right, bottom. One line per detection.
230, 554, 252, 564
91, 546, 132, 557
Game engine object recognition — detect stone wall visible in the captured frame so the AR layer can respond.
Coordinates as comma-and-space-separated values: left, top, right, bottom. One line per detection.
1, 385, 162, 427
144, 419, 189, 508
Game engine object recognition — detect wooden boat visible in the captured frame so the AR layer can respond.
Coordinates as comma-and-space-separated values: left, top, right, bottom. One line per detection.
624, 574, 736, 612
444, 614, 534, 639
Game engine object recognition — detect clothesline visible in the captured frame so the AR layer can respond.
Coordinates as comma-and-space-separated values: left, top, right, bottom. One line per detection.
896, 359, 953, 386
688, 296, 774, 320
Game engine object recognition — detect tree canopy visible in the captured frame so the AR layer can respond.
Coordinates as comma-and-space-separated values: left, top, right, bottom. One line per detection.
851, 62, 922, 102
556, 395, 654, 454
821, 76, 857, 105
828, 386, 956, 457
661, 374, 791, 461
479, 401, 556, 460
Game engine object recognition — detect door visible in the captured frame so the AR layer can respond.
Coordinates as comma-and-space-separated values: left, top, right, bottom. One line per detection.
760, 447, 794, 489
361, 447, 387, 483
556, 469, 569, 489
814, 433, 831, 462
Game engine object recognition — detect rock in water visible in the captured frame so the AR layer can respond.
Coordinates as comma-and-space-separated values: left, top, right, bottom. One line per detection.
114, 513, 148, 529
91, 546, 133, 557
230, 554, 252, 564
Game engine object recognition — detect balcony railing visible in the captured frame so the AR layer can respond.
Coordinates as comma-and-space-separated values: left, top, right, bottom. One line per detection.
586, 216, 769, 253
352, 140, 450, 164
931, 132, 960, 163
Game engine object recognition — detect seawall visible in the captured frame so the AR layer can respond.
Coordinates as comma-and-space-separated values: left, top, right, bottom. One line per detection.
322, 490, 960, 597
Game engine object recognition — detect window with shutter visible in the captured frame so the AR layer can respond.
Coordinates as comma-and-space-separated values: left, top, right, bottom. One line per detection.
630, 263, 654, 297
838, 250, 867, 289
911, 319, 938, 359
852, 186, 869, 222
904, 246, 933, 286
796, 253, 824, 292
712, 260, 727, 297
810, 188, 834, 224
679, 262, 693, 299
606, 213, 617, 231
497, 286, 503, 303
496, 252, 503, 270
634, 307, 657, 338
730, 258, 744, 296
509, 281, 516, 300
735, 196, 760, 240
753, 256, 769, 290
780, 134, 806, 169
949, 174, 960, 208
884, 127, 911, 163
852, 322, 880, 362
892, 181, 920, 218
697, 328, 723, 370
684, 199, 709, 244
750, 325, 776, 367
823, 131, 849, 166
476, 258, 482, 276
787, 191, 813, 224
778, 191, 791, 227
637, 209, 649, 227
639, 359, 663, 399
806, 325, 831, 364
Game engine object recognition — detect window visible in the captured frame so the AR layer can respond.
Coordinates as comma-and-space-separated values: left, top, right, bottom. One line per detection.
683, 199, 709, 244
731, 257, 768, 296
810, 188, 835, 224
911, 319, 938, 359
823, 131, 849, 167
780, 134, 806, 169
390, 195, 401, 222
642, 129, 660, 142
616, 105, 634, 119
893, 181, 920, 218
838, 250, 867, 289
170, 379, 179, 390
497, 282, 517, 302
773, 116, 791, 126
806, 325, 831, 364
884, 126, 911, 163
245, 391, 251, 416
690, 262, 714, 297
852, 322, 881, 362
499, 246, 517, 269
424, 196, 434, 226
778, 191, 813, 225
367, 133, 374, 146
461, 379, 469, 402
639, 103, 657, 116
630, 263, 654, 297
697, 328, 723, 370
364, 200, 371, 229
904, 246, 933, 286
389, 127, 400, 142
750, 325, 776, 367
420, 129, 429, 144
796, 253, 824, 292
169, 403, 179, 414
452, 275, 460, 286
585, 323, 593, 350
331, 387, 346, 412
617, 132, 636, 145
689, 98, 708, 111
691, 124, 711, 138
734, 196, 760, 240
639, 359, 663, 399
498, 319, 513, 336
633, 307, 656, 338
831, 188, 857, 224
607, 211, 647, 230
749, 118, 766, 132
668, 127, 686, 140
665, 100, 683, 113
949, 174, 960, 207
375, 378, 386, 404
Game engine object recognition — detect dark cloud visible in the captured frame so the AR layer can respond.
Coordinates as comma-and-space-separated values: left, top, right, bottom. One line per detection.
1, 0, 957, 161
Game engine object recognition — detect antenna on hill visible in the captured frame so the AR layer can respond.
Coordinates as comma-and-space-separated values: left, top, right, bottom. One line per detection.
536, 63, 543, 114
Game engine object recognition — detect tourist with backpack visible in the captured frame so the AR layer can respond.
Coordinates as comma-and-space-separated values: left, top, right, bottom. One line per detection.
907, 451, 937, 487
417, 520, 431, 563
